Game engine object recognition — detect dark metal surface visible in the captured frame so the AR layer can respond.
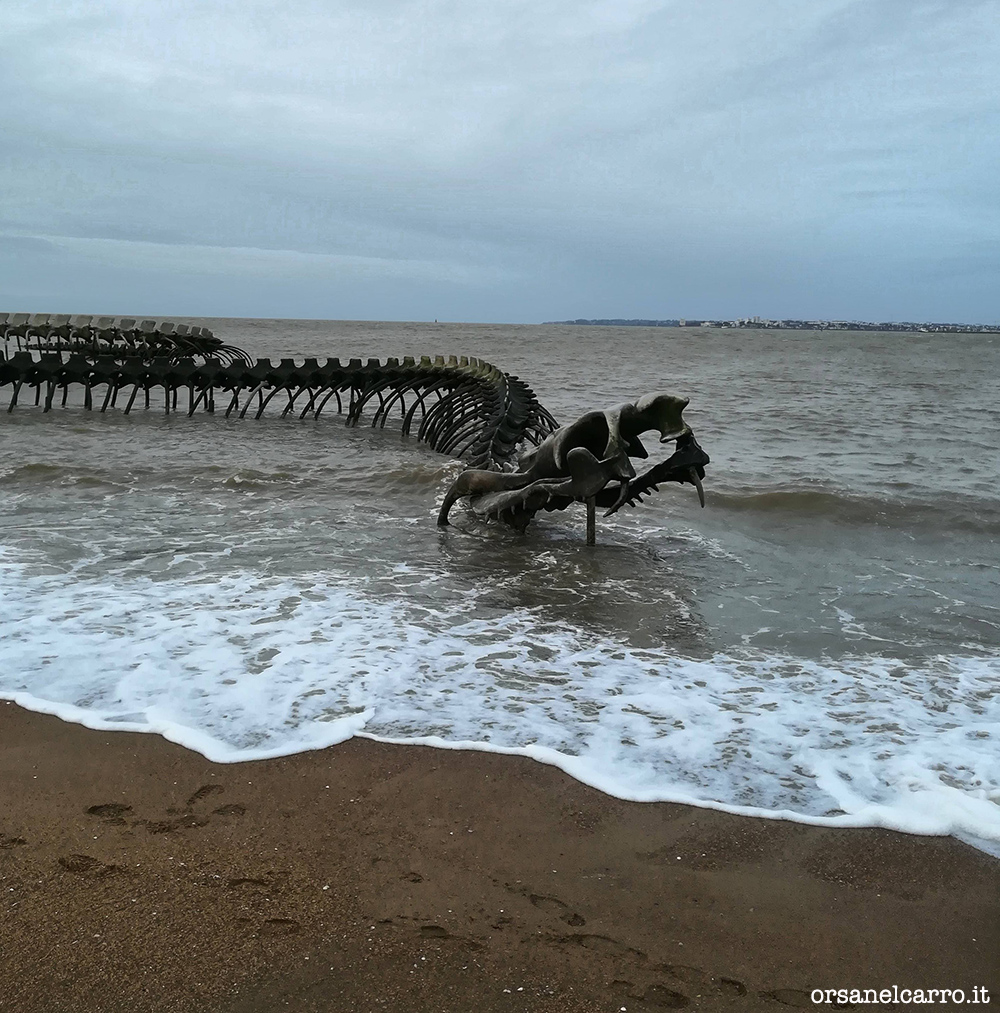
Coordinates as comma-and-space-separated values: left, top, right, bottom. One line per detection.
437, 395, 710, 534
0, 314, 559, 472
2, 314, 708, 536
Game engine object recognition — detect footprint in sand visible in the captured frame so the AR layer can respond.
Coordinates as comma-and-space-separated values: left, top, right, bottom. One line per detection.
88, 793, 239, 833
559, 932, 648, 962
58, 854, 116, 876
659, 964, 747, 997
85, 803, 133, 825
259, 918, 300, 936
612, 979, 691, 1010
85, 800, 214, 834
212, 803, 246, 817
0, 833, 27, 849
528, 892, 587, 926
641, 983, 691, 1008
186, 784, 225, 806
610, 957, 749, 1007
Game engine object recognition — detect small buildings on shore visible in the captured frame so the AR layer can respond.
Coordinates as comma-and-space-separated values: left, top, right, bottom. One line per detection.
545, 316, 1000, 333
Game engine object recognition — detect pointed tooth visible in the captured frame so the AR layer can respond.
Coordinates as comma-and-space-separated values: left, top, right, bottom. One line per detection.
689, 467, 705, 507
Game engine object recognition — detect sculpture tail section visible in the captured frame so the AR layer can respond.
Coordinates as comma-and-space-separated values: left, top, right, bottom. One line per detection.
0, 316, 558, 471
0, 313, 250, 366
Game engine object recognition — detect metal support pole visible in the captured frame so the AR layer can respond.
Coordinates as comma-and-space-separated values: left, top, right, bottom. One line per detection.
586, 496, 596, 545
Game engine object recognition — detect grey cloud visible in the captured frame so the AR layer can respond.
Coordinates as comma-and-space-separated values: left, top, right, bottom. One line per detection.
1, 0, 997, 322
0, 235, 60, 254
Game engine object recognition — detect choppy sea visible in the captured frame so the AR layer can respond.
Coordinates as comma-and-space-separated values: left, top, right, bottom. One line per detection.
2, 320, 998, 855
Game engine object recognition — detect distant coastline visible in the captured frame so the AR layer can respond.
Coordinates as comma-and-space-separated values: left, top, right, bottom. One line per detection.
544, 317, 1000, 333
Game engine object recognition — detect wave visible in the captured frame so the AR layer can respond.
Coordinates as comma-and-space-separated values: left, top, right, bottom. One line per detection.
708, 487, 1000, 533
7, 459, 998, 534
0, 462, 138, 491
2, 550, 998, 856
1, 457, 460, 492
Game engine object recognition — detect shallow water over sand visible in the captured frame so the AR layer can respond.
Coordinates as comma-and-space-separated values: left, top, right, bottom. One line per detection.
2, 320, 998, 852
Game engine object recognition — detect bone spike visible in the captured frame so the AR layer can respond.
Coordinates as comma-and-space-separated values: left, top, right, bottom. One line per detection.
689, 468, 705, 507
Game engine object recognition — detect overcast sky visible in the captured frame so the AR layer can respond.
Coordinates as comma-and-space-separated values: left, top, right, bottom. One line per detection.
2, 0, 997, 323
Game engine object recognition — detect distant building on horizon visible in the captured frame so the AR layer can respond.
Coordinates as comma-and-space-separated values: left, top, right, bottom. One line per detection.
543, 316, 1000, 333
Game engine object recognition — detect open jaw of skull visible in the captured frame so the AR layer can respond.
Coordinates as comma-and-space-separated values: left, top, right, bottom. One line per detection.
436, 392, 710, 533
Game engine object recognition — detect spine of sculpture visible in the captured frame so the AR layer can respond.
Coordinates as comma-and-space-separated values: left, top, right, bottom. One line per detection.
0, 313, 558, 471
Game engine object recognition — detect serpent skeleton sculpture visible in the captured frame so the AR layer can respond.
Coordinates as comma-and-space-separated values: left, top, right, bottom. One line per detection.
1, 313, 709, 541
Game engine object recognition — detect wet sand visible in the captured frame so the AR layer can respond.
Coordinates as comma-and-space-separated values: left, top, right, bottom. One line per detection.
0, 701, 996, 1012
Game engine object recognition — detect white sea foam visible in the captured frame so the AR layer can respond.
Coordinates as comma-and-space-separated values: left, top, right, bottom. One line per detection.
2, 549, 998, 855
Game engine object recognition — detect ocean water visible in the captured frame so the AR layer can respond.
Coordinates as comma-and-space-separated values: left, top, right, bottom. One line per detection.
2, 320, 999, 855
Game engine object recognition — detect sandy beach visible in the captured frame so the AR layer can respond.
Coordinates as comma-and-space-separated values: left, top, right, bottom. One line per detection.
0, 701, 996, 1012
